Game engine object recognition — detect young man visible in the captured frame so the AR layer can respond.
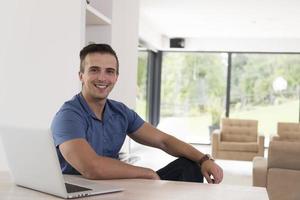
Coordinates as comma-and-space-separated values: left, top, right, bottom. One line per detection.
51, 44, 223, 184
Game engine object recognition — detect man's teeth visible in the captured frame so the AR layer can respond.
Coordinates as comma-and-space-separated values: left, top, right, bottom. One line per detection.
96, 85, 107, 88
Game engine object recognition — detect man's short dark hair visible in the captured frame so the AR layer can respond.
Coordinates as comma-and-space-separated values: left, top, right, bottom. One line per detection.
79, 43, 119, 74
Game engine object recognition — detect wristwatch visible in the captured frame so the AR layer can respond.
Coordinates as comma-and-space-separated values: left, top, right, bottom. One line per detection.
198, 154, 214, 165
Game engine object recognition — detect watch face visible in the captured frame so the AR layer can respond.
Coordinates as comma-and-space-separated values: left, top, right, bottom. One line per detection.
207, 154, 215, 161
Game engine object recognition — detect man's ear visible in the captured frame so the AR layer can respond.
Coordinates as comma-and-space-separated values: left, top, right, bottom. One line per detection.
78, 71, 84, 88
79, 71, 83, 81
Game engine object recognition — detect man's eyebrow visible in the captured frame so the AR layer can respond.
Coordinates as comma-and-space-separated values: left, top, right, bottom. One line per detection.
88, 66, 116, 71
106, 67, 116, 71
90, 65, 100, 68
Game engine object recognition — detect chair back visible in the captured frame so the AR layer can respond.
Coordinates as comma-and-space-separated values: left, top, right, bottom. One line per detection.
277, 122, 300, 141
221, 118, 258, 142
268, 140, 300, 170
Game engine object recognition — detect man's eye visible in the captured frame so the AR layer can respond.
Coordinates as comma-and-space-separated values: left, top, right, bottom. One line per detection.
90, 68, 98, 72
107, 70, 115, 74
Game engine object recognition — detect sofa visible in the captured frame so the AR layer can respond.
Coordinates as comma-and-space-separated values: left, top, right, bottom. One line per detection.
253, 140, 300, 200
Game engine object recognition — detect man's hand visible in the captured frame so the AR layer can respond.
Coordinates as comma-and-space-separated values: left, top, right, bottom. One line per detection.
200, 160, 223, 184
147, 169, 161, 180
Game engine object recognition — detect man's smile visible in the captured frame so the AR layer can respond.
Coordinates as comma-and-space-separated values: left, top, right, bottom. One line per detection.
95, 83, 109, 89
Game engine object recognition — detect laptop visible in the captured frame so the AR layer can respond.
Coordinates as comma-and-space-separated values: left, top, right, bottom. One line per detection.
0, 125, 123, 198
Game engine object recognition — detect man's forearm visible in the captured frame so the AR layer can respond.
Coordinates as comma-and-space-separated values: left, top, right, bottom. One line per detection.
81, 156, 158, 180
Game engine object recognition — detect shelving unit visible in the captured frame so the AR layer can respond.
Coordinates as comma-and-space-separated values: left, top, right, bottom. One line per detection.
86, 4, 111, 25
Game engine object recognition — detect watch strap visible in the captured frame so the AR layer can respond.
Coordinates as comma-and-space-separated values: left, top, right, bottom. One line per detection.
198, 154, 214, 165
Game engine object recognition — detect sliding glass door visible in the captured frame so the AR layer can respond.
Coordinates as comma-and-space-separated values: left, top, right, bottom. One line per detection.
158, 52, 227, 143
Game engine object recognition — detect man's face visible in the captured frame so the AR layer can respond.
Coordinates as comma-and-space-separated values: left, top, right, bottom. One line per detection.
79, 53, 118, 102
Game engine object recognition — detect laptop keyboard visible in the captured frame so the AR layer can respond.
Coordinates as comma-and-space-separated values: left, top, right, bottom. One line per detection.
65, 183, 92, 193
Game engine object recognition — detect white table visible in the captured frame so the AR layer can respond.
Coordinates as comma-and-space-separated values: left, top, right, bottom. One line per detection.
0, 171, 269, 200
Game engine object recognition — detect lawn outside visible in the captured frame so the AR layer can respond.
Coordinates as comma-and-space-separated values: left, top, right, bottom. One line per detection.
157, 100, 298, 144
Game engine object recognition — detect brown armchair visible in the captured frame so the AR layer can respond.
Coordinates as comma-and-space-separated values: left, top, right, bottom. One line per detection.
253, 141, 300, 200
212, 118, 264, 161
272, 122, 300, 142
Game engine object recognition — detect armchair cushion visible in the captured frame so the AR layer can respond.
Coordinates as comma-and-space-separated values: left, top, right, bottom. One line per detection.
219, 142, 258, 152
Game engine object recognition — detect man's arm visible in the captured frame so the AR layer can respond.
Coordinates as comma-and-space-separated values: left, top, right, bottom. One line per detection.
129, 122, 223, 183
59, 138, 160, 180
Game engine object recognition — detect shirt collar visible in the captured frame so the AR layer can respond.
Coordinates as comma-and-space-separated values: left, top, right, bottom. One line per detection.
77, 93, 113, 122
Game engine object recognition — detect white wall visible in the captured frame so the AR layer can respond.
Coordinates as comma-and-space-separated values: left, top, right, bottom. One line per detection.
0, 0, 84, 170
0, 0, 83, 128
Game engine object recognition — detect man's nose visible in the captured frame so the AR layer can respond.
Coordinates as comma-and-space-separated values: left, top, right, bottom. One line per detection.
97, 71, 105, 80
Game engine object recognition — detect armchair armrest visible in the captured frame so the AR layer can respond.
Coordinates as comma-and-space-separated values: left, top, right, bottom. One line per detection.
257, 134, 264, 140
257, 135, 265, 156
212, 130, 221, 158
270, 135, 280, 141
252, 156, 267, 187
212, 129, 221, 135
212, 129, 221, 143
257, 134, 265, 144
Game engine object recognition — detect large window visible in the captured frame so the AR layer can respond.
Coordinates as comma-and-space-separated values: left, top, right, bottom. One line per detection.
158, 52, 227, 143
136, 50, 300, 144
136, 51, 148, 120
230, 53, 300, 138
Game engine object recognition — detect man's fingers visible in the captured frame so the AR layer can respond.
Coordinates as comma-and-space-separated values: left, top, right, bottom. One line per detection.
201, 161, 224, 184
214, 167, 223, 183
203, 172, 213, 184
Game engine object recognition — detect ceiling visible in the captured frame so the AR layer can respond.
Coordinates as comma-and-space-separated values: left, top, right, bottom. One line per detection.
139, 0, 300, 40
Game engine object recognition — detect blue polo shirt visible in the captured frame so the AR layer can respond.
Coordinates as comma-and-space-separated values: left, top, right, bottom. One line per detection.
51, 93, 144, 174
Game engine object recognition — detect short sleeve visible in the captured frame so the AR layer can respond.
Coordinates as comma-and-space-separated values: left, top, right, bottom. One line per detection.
51, 109, 86, 147
124, 107, 145, 134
